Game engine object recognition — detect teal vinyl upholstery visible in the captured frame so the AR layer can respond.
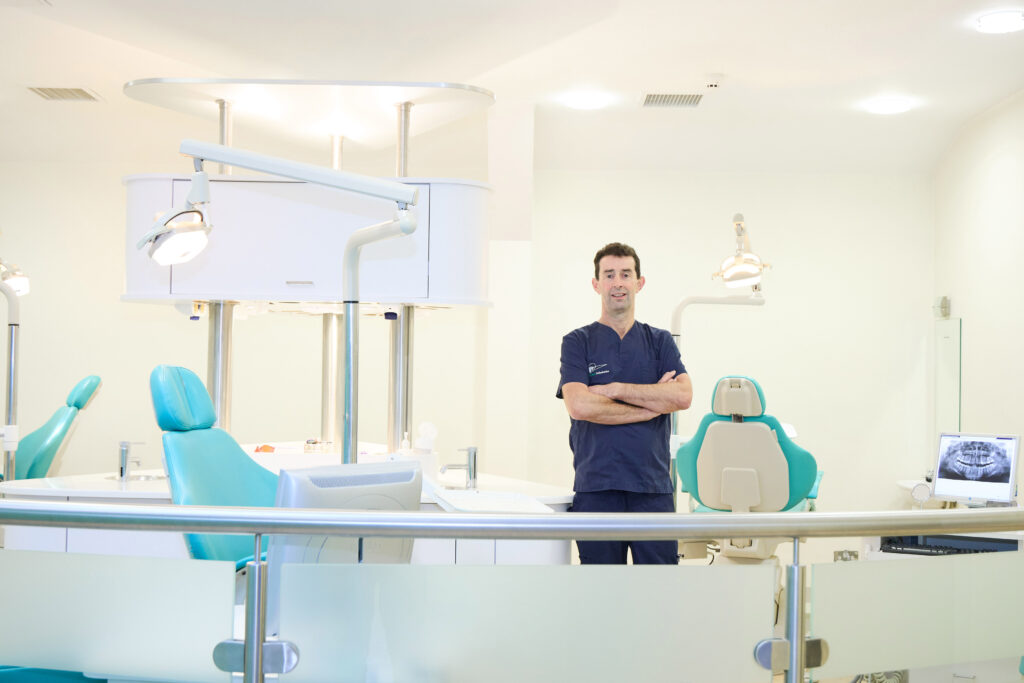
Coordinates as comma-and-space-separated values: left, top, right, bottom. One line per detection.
10, 375, 100, 480
0, 668, 98, 681
677, 375, 818, 512
150, 365, 278, 566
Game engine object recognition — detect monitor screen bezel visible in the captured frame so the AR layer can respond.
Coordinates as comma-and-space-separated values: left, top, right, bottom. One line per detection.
932, 432, 1020, 504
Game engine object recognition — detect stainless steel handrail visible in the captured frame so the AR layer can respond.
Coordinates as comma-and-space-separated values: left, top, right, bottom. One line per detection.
3, 498, 1023, 683
2, 498, 1023, 539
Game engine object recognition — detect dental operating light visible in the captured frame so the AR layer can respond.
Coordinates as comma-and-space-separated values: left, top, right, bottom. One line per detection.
712, 213, 769, 288
135, 164, 211, 266
0, 260, 29, 296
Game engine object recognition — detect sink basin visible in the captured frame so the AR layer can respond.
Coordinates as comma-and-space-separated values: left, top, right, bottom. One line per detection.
104, 473, 168, 482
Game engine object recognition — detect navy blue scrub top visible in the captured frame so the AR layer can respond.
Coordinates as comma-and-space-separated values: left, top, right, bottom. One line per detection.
557, 321, 686, 494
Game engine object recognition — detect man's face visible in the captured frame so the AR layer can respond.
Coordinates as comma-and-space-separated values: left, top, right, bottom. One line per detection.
592, 255, 645, 315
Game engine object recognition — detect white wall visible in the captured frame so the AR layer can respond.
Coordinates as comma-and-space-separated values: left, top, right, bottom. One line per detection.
482, 169, 936, 518
935, 89, 1024, 440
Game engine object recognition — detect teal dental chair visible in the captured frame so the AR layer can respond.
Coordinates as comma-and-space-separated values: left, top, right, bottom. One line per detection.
3, 375, 101, 481
676, 375, 820, 560
149, 365, 278, 568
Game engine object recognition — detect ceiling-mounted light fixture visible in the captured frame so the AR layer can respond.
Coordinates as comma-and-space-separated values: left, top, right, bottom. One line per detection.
712, 214, 769, 289
0, 260, 29, 296
135, 161, 211, 266
976, 9, 1024, 33
556, 89, 617, 110
860, 94, 922, 115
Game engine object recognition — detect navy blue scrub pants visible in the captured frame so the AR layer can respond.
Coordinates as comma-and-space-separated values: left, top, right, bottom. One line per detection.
570, 490, 678, 564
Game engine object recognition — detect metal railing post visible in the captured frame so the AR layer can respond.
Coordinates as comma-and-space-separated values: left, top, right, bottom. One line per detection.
785, 538, 806, 683
244, 533, 267, 683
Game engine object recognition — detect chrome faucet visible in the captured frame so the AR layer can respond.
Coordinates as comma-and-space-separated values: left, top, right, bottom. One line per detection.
441, 446, 477, 489
118, 441, 140, 482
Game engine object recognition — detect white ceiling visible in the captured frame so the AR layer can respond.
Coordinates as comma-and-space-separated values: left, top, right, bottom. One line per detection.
3, 0, 1024, 171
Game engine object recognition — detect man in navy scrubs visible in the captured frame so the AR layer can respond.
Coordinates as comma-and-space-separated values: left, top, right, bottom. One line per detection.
557, 242, 692, 564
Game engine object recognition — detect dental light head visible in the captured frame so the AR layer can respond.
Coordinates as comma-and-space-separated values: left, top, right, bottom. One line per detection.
0, 260, 29, 296
136, 165, 212, 266
712, 213, 769, 289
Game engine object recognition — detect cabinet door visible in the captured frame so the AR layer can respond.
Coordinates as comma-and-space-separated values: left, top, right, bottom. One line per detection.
170, 179, 429, 301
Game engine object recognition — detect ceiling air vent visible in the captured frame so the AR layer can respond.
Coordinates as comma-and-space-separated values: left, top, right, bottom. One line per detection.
28, 87, 100, 102
643, 93, 703, 108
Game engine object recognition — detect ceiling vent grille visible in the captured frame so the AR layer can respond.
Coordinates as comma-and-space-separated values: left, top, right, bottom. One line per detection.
643, 93, 703, 108
28, 87, 100, 102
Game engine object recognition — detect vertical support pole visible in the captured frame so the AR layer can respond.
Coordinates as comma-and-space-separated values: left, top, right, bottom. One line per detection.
785, 538, 806, 683
207, 99, 235, 432
331, 134, 344, 170
321, 313, 343, 447
389, 103, 415, 453
3, 322, 18, 480
208, 302, 235, 431
396, 102, 412, 177
387, 307, 414, 451
321, 134, 345, 450
217, 99, 233, 175
243, 534, 267, 683
343, 301, 358, 464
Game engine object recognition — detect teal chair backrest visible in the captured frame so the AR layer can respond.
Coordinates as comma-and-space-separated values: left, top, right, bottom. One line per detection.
150, 365, 278, 565
677, 375, 818, 512
13, 375, 100, 480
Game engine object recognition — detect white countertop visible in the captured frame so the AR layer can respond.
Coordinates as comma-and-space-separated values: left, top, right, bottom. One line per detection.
0, 462, 574, 508
0, 469, 172, 500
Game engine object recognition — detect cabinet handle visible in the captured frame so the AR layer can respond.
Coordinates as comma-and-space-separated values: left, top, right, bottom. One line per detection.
285, 280, 314, 286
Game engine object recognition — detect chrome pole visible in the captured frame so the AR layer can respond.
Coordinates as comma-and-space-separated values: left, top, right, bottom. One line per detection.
217, 99, 233, 175
3, 322, 18, 480
321, 313, 343, 447
785, 539, 806, 683
343, 301, 358, 464
389, 104, 414, 453
243, 533, 267, 683
321, 135, 345, 449
207, 302, 235, 431
387, 307, 413, 451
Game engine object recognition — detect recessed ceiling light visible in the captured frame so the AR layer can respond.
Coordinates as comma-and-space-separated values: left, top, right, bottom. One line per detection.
976, 9, 1024, 33
556, 90, 617, 111
860, 94, 922, 115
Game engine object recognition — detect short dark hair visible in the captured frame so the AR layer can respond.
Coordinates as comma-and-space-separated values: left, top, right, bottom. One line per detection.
593, 242, 641, 279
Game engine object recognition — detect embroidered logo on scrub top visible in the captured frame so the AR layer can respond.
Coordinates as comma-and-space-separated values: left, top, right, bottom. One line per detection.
588, 363, 610, 377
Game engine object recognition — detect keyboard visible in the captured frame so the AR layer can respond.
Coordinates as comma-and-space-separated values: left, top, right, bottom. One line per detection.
881, 534, 1018, 556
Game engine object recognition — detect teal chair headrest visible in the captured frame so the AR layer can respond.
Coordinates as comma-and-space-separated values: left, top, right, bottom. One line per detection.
65, 375, 101, 409
150, 365, 216, 432
710, 375, 766, 418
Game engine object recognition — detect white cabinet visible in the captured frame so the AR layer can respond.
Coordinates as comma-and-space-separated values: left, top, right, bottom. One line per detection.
124, 174, 490, 305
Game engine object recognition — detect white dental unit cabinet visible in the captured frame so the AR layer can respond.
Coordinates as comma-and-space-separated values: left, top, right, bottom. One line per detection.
123, 174, 490, 305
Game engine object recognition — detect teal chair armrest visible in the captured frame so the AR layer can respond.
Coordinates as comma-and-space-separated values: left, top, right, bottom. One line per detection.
807, 471, 824, 499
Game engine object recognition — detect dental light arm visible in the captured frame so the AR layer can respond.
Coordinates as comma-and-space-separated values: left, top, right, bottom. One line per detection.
343, 210, 417, 302
178, 139, 419, 206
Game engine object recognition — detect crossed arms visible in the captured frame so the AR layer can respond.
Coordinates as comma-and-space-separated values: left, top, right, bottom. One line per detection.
561, 371, 693, 425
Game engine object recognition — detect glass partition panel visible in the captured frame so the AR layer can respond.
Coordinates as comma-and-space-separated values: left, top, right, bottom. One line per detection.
811, 551, 1024, 680
279, 563, 777, 683
0, 549, 235, 682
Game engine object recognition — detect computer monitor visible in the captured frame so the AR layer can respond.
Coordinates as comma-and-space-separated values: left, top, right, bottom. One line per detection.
266, 461, 422, 634
932, 433, 1020, 505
